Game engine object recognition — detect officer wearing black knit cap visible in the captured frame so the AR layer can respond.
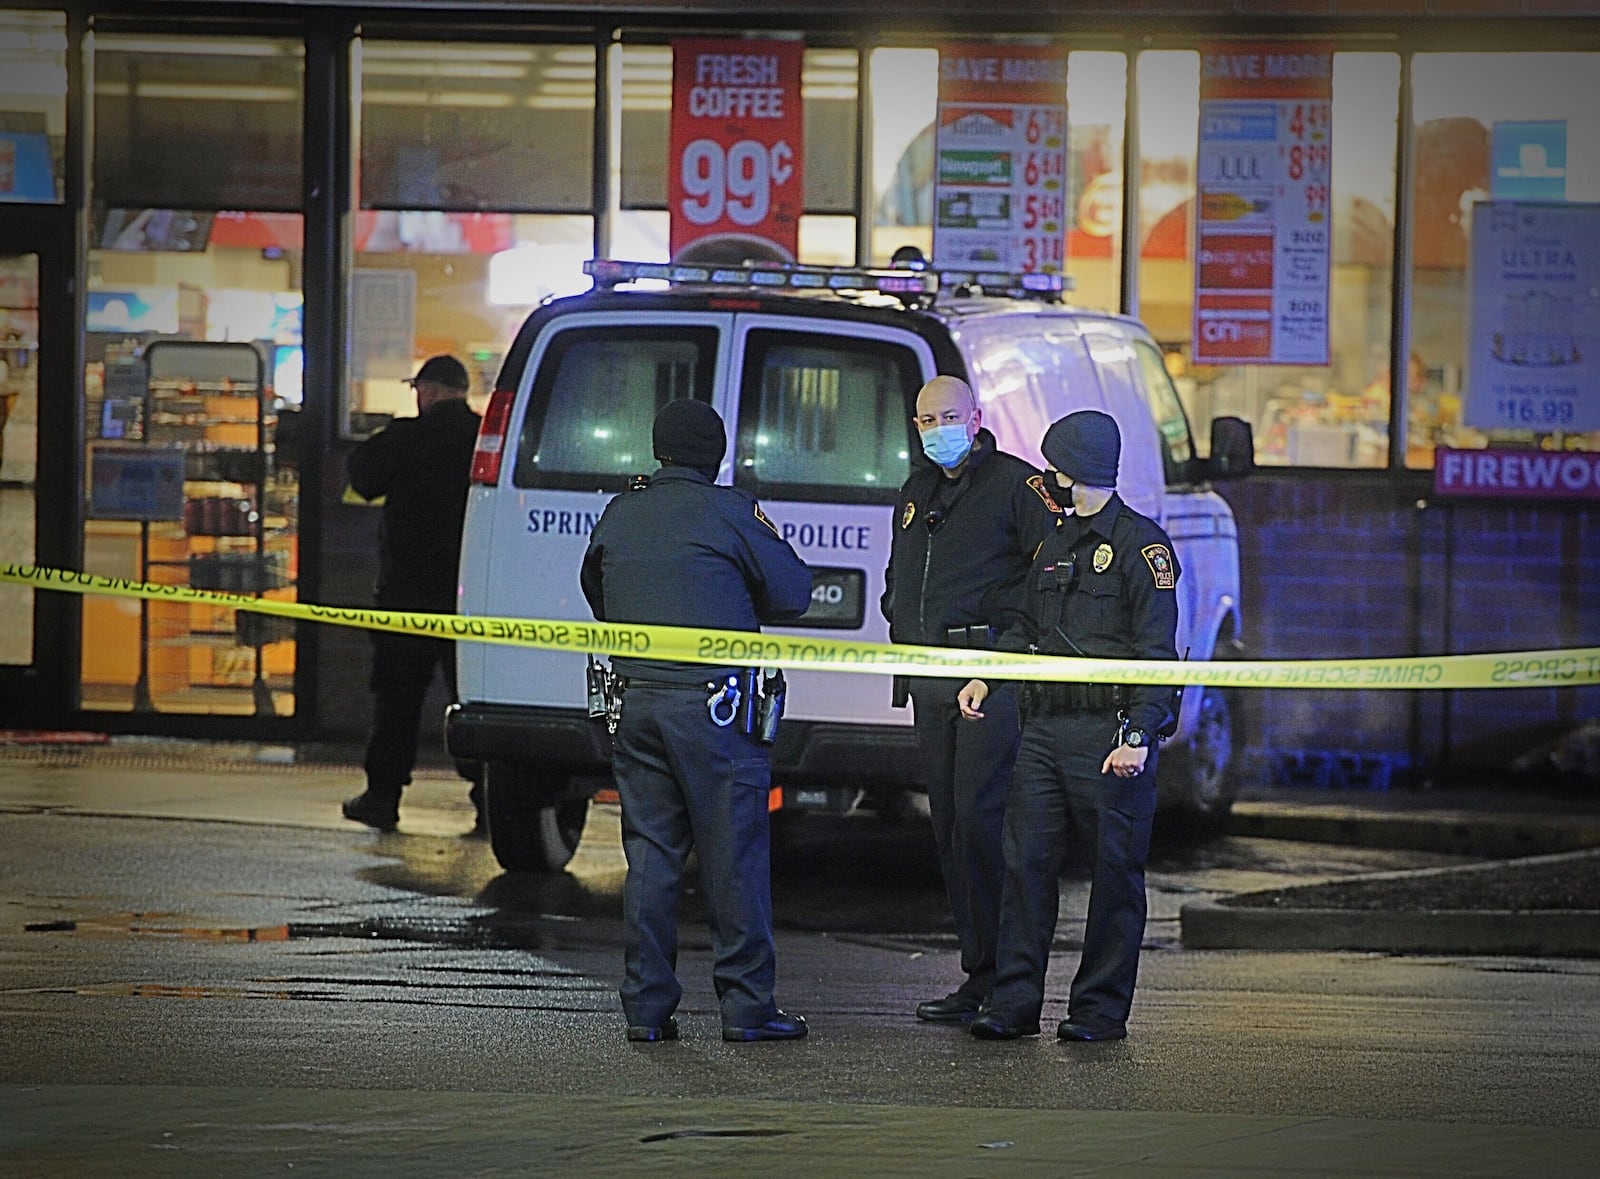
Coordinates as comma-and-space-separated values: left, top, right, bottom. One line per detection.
581, 398, 813, 1044
957, 409, 1181, 1044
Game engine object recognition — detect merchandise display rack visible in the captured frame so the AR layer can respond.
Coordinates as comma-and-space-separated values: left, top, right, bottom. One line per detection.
95, 341, 296, 716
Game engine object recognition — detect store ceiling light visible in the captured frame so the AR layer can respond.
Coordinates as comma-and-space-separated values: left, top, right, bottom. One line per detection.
99, 36, 300, 57
133, 84, 300, 102
363, 62, 526, 79
526, 96, 595, 110
360, 44, 535, 63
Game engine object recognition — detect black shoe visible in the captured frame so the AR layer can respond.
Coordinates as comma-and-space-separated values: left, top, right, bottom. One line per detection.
723, 1010, 807, 1042
626, 1017, 679, 1043
341, 790, 399, 830
915, 991, 984, 1022
969, 1011, 1040, 1040
1057, 1020, 1126, 1042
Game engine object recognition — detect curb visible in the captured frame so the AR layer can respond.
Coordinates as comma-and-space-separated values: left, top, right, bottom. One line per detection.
1181, 846, 1600, 957
1227, 802, 1600, 859
1180, 900, 1600, 956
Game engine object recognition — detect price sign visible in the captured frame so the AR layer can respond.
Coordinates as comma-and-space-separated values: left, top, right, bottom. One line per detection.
933, 43, 1069, 273
670, 39, 804, 264
1465, 201, 1600, 434
1194, 43, 1334, 366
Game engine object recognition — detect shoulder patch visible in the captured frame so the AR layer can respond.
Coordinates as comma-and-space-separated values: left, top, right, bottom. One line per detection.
1141, 543, 1176, 590
1025, 474, 1064, 514
754, 503, 780, 536
902, 501, 916, 530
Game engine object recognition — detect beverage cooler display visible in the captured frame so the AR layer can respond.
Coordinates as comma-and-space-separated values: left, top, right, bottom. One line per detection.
83, 340, 297, 715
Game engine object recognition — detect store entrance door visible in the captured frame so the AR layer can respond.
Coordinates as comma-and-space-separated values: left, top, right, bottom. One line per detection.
0, 207, 75, 721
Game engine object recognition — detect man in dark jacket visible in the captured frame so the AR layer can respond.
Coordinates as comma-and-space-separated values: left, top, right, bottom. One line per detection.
959, 410, 1181, 1043
581, 398, 813, 1044
341, 355, 485, 833
881, 375, 1062, 1023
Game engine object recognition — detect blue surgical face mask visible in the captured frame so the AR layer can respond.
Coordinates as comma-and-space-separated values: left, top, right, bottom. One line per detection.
920, 422, 973, 468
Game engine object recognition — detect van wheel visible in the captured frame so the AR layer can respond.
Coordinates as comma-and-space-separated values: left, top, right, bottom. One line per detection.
484, 762, 590, 873
1160, 686, 1237, 831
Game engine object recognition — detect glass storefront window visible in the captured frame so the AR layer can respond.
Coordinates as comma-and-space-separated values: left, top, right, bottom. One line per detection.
0, 9, 66, 204
1136, 50, 1400, 466
357, 40, 594, 212
1406, 52, 1600, 468
347, 38, 599, 432
93, 34, 304, 210
868, 47, 936, 266
0, 253, 38, 664
83, 33, 305, 716
1066, 51, 1126, 314
867, 46, 1123, 312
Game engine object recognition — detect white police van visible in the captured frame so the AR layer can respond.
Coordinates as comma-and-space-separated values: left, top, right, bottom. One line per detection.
448, 259, 1254, 872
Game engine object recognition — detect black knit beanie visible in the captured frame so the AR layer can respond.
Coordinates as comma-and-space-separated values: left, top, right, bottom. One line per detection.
652, 399, 727, 476
1042, 410, 1120, 487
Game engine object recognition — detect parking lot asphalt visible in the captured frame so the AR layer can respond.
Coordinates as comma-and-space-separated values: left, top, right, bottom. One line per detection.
5, 734, 1600, 1176
3, 734, 1599, 958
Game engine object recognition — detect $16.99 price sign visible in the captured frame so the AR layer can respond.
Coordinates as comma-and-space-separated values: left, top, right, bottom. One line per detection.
670, 38, 804, 265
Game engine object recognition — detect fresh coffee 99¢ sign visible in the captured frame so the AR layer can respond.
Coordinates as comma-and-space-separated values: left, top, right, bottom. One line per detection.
670, 39, 804, 265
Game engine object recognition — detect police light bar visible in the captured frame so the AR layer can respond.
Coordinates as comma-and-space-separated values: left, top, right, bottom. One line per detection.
938, 270, 1072, 297
582, 259, 1067, 301
584, 259, 941, 299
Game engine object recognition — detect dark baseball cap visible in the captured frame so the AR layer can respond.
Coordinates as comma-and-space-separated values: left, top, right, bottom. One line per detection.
405, 355, 470, 391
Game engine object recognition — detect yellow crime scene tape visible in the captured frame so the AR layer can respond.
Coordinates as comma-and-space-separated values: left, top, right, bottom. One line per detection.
4, 563, 1598, 690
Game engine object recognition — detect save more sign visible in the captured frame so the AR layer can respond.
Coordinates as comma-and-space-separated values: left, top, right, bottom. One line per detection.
1194, 43, 1334, 366
669, 38, 804, 266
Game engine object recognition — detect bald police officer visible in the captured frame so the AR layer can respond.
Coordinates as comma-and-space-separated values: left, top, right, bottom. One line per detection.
882, 374, 1062, 1022
959, 410, 1181, 1043
581, 399, 813, 1044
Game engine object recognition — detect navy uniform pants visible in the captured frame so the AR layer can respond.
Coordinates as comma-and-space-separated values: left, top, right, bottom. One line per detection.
910, 678, 1021, 1000
363, 630, 482, 807
987, 708, 1158, 1030
612, 683, 777, 1030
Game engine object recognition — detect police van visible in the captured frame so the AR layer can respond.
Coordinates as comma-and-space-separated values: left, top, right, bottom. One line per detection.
448, 258, 1255, 872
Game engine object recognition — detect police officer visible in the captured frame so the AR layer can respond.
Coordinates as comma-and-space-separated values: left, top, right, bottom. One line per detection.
342, 355, 485, 834
958, 410, 1181, 1043
882, 374, 1062, 1023
581, 398, 813, 1044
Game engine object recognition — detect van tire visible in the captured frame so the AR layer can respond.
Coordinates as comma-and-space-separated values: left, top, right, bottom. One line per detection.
1159, 685, 1237, 830
484, 761, 589, 872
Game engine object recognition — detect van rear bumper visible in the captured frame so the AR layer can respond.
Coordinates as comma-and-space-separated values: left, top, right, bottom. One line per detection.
446, 703, 611, 766
446, 701, 919, 787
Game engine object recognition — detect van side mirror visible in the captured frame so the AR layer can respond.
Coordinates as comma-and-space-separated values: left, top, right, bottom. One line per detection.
1208, 416, 1255, 480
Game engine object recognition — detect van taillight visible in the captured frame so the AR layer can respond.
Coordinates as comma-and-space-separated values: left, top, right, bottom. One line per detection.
471, 388, 515, 485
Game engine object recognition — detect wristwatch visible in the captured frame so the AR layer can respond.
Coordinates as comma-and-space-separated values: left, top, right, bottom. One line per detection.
1122, 727, 1148, 749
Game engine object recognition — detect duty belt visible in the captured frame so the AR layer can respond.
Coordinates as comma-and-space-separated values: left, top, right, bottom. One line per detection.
1020, 681, 1127, 714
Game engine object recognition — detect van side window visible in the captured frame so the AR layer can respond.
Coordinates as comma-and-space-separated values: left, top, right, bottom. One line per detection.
736, 330, 920, 504
1131, 339, 1196, 475
511, 326, 717, 489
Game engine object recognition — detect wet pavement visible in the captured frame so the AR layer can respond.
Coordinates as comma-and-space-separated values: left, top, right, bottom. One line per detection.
3, 739, 1600, 1175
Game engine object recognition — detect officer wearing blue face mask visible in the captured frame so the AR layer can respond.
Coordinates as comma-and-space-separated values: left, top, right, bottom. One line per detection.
881, 375, 1062, 1024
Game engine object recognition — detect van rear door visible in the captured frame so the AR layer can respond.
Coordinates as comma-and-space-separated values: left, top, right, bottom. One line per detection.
726, 314, 936, 727
457, 310, 736, 709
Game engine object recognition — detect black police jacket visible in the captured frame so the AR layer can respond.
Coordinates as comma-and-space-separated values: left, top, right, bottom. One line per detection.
580, 466, 813, 684
347, 397, 481, 614
881, 429, 1062, 647
997, 492, 1182, 737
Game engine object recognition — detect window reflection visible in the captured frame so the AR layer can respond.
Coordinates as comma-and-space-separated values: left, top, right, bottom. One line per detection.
1137, 51, 1400, 467
1406, 52, 1600, 467
0, 9, 66, 204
